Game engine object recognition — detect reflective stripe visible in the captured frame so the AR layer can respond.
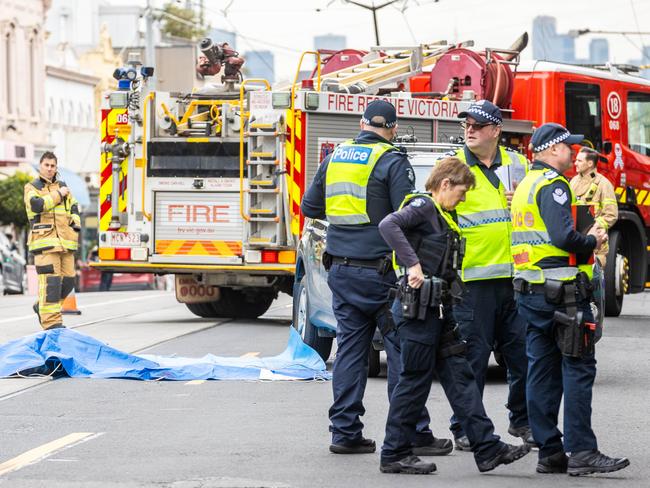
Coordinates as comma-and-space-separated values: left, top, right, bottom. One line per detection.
511, 230, 552, 246
325, 182, 366, 199
59, 239, 78, 250
462, 263, 513, 280
30, 239, 61, 249
327, 214, 369, 225
602, 198, 617, 205
458, 208, 511, 228
527, 174, 550, 204
40, 303, 61, 313
515, 266, 579, 283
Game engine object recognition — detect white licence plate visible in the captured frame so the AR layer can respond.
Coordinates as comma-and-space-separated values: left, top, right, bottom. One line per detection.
107, 232, 141, 247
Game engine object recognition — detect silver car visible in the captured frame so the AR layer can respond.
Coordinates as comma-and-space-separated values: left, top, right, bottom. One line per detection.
292, 144, 459, 376
0, 233, 27, 294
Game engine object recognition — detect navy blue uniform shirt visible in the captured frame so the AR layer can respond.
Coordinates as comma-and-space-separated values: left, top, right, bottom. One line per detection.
532, 160, 597, 269
463, 145, 502, 190
300, 131, 415, 260
378, 196, 444, 268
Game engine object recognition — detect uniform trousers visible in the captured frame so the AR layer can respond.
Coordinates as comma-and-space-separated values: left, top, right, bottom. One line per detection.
516, 290, 598, 458
327, 263, 433, 445
382, 298, 503, 464
451, 278, 528, 437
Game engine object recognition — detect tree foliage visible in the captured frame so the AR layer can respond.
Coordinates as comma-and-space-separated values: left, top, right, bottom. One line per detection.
159, 2, 207, 40
0, 172, 32, 229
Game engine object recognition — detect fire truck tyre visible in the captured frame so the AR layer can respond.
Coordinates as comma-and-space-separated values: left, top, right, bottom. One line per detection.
211, 288, 275, 319
185, 302, 218, 318
368, 346, 380, 378
292, 277, 333, 362
604, 230, 627, 317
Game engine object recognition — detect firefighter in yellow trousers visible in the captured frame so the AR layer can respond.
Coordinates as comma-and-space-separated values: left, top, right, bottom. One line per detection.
570, 147, 618, 267
24, 152, 81, 330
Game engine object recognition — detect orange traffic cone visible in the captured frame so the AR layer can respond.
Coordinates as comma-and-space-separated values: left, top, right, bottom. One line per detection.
62, 290, 82, 315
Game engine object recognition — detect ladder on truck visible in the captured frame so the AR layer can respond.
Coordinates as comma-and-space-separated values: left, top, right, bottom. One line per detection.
315, 42, 470, 95
243, 115, 290, 248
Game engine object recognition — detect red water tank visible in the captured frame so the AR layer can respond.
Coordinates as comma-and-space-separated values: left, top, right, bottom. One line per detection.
428, 48, 514, 108
311, 49, 369, 77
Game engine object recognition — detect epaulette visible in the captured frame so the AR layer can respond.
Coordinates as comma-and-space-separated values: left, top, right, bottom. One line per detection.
543, 169, 559, 180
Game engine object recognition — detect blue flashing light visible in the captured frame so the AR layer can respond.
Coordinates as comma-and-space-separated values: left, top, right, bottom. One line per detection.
118, 79, 132, 91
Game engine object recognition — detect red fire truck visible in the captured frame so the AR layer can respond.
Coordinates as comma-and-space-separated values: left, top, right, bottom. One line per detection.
94, 36, 649, 318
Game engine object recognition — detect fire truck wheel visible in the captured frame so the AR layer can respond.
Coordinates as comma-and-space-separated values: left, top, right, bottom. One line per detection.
210, 288, 275, 319
292, 277, 333, 362
185, 302, 218, 318
604, 229, 627, 317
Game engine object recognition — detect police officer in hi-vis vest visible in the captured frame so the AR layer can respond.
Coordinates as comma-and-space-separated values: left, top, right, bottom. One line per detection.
511, 123, 629, 476
378, 157, 530, 474
24, 151, 81, 330
301, 100, 452, 457
442, 100, 532, 450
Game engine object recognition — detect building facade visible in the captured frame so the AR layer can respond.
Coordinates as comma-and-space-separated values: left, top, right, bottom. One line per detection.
0, 0, 51, 166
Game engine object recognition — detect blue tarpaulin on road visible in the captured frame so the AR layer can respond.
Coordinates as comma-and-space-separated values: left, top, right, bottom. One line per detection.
0, 328, 331, 381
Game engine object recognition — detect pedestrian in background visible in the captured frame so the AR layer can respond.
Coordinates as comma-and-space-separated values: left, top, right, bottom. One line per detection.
24, 151, 81, 329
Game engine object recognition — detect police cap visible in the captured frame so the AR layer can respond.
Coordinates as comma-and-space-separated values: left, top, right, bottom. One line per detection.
361, 100, 397, 128
458, 99, 503, 125
530, 123, 584, 153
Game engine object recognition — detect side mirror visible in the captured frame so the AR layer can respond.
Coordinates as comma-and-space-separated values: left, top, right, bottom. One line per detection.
602, 141, 612, 154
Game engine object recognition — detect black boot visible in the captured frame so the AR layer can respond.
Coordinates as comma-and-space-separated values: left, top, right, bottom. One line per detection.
412, 437, 453, 456
508, 424, 537, 447
567, 450, 630, 476
477, 443, 531, 472
380, 455, 436, 474
329, 437, 376, 454
454, 435, 472, 452
33, 302, 41, 324
537, 451, 568, 473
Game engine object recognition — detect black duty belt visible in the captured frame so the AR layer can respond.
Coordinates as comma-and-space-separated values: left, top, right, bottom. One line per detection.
513, 279, 547, 294
331, 256, 385, 269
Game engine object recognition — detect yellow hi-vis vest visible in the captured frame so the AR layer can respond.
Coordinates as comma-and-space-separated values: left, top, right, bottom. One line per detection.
511, 167, 591, 283
325, 140, 395, 225
452, 146, 528, 281
24, 177, 80, 253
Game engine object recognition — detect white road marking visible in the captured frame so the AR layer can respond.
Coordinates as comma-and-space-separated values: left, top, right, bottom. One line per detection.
241, 352, 260, 358
0, 293, 170, 325
0, 432, 103, 476
185, 380, 206, 385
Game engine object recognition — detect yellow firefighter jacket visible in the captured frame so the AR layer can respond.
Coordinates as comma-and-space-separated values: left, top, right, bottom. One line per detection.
569, 171, 618, 231
24, 176, 81, 254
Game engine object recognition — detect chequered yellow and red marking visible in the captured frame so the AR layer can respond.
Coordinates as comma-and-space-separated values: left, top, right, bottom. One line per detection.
99, 108, 132, 231
614, 186, 650, 206
155, 240, 242, 256
285, 109, 307, 236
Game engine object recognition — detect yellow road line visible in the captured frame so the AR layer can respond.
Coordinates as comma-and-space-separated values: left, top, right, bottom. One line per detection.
0, 432, 101, 476
185, 380, 206, 385
241, 352, 260, 358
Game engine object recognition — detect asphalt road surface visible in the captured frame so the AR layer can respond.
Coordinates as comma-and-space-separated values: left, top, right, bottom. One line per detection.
0, 289, 648, 487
